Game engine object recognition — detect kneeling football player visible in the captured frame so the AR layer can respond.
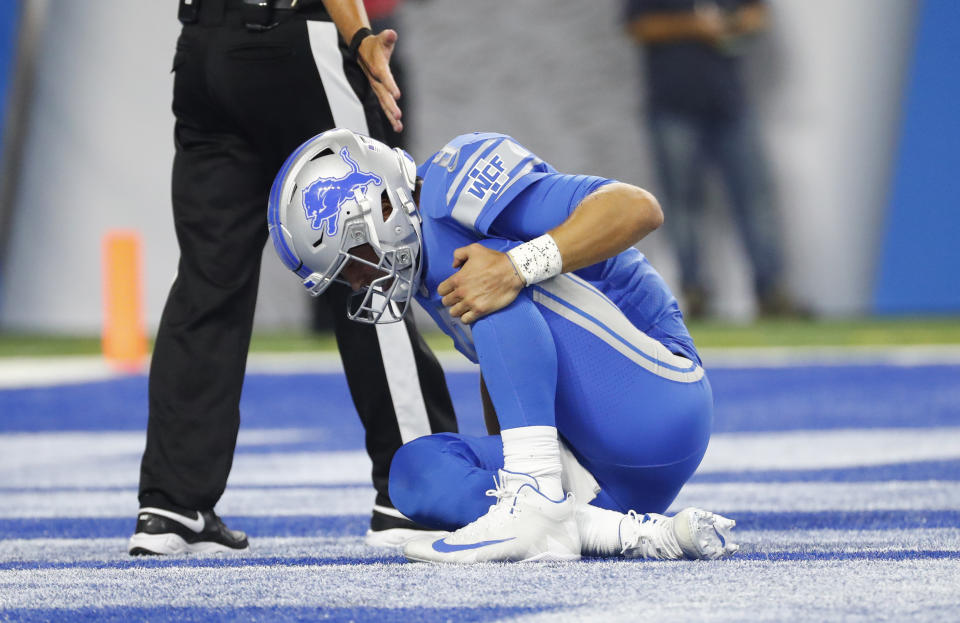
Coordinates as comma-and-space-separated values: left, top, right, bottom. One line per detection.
268, 129, 738, 563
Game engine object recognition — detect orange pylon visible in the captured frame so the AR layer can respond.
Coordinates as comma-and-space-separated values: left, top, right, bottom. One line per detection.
102, 230, 147, 372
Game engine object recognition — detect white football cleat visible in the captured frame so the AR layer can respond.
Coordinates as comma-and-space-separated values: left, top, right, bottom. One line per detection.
671, 507, 738, 560
619, 507, 738, 560
403, 470, 581, 564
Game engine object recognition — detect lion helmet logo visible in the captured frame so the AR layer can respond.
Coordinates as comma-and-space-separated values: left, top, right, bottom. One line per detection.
302, 147, 383, 236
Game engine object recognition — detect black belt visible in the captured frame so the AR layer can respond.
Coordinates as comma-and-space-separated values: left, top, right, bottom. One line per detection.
235, 0, 320, 10
179, 0, 326, 28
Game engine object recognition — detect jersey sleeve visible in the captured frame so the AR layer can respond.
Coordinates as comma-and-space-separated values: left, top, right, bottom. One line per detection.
421, 133, 557, 236
486, 173, 615, 241
419, 132, 614, 242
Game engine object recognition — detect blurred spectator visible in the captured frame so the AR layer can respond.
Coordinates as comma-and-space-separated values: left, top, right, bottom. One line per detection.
626, 0, 795, 318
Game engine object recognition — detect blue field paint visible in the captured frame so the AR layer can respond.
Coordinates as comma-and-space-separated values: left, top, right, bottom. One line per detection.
0, 371, 488, 437
2, 549, 957, 573
691, 459, 960, 483
733, 510, 960, 531
0, 606, 556, 623
4, 509, 960, 540
732, 550, 960, 562
0, 515, 368, 539
0, 554, 406, 572
2, 364, 958, 434
707, 365, 960, 432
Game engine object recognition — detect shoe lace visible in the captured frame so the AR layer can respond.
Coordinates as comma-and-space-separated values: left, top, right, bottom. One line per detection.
445, 474, 519, 543
484, 474, 517, 505
620, 510, 681, 559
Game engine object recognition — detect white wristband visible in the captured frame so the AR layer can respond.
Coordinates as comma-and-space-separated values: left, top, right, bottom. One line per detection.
507, 234, 563, 286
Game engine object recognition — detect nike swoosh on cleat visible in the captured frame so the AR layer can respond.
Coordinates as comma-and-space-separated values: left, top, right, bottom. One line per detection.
431, 537, 516, 553
140, 507, 205, 533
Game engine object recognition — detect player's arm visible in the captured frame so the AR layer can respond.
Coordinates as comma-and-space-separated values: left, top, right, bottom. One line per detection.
438, 182, 662, 324
549, 182, 663, 274
321, 0, 403, 132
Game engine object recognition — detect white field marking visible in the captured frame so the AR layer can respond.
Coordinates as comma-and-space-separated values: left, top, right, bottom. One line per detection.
728, 527, 960, 553
0, 356, 122, 388
0, 486, 375, 518
0, 536, 367, 563
1, 557, 959, 615
699, 344, 960, 368
3, 344, 960, 388
502, 560, 960, 623
0, 428, 325, 470
3, 480, 956, 519
0, 450, 373, 489
245, 352, 346, 374
3, 428, 958, 488
667, 480, 960, 513
0, 430, 372, 488
0, 351, 479, 387
4, 529, 957, 564
698, 427, 960, 472
227, 450, 372, 486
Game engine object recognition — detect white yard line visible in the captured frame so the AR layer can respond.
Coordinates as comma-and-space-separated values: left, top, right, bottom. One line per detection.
1, 480, 957, 518
1, 344, 960, 389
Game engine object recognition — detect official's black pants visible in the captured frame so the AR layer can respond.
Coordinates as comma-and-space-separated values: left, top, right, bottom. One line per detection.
139, 1, 457, 514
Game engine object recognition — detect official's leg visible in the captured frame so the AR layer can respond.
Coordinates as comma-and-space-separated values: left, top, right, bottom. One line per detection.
139, 24, 272, 514
329, 285, 457, 509
213, 12, 458, 540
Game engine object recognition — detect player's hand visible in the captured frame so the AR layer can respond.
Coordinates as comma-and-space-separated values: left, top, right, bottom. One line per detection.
438, 244, 524, 324
356, 29, 403, 132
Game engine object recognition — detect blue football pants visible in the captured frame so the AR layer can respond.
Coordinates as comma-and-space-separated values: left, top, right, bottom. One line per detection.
390, 279, 713, 531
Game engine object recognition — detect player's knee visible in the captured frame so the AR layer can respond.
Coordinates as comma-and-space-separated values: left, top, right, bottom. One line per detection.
389, 435, 454, 530
389, 434, 486, 532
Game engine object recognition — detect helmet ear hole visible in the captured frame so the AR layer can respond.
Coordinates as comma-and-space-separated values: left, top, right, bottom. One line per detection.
310, 147, 335, 161
380, 189, 393, 221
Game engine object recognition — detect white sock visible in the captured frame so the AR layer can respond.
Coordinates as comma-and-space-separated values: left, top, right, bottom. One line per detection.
576, 504, 627, 557
501, 426, 564, 501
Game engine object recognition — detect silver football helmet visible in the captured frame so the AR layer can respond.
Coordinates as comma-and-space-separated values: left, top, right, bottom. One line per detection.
267, 128, 422, 324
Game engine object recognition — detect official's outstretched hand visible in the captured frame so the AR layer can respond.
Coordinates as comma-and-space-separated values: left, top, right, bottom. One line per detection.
357, 30, 403, 132
438, 244, 524, 324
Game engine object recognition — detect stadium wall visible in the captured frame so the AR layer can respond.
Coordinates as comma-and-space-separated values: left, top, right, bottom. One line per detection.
0, 0, 921, 333
874, 0, 960, 314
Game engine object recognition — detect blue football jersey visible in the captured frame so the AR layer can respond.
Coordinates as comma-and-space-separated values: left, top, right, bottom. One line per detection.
414, 132, 699, 365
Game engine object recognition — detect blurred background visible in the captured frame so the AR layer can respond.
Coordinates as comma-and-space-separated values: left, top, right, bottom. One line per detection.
0, 0, 957, 353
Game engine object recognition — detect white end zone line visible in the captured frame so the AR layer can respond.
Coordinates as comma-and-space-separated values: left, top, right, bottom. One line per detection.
0, 356, 119, 389
699, 344, 960, 368
1, 344, 960, 388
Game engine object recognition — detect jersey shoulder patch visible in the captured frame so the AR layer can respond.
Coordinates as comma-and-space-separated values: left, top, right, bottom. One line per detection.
426, 133, 552, 233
